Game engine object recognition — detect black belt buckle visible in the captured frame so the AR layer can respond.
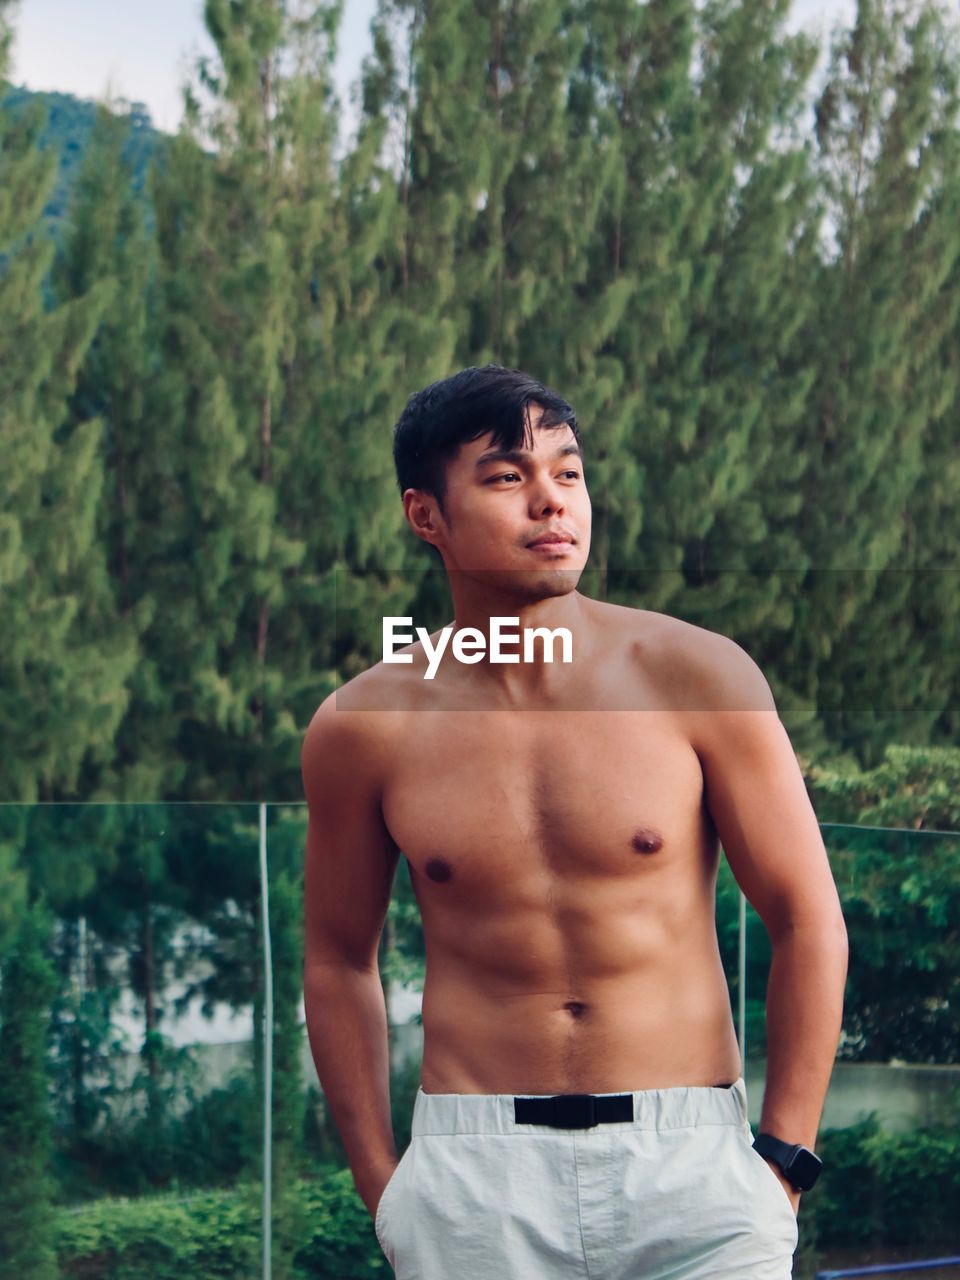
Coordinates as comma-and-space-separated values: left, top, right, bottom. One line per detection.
551, 1093, 598, 1129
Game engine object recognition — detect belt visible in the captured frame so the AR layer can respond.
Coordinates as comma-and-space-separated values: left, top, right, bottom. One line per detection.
514, 1092, 634, 1129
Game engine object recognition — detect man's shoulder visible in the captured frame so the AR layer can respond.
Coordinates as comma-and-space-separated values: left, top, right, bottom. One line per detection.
656, 615, 774, 714
591, 600, 772, 712
306, 656, 424, 737
590, 598, 715, 657
301, 661, 416, 772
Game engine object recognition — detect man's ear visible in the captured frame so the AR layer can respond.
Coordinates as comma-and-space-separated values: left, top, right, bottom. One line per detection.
402, 489, 446, 547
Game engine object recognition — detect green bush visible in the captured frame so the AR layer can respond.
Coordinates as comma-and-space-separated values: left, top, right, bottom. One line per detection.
293, 1169, 391, 1280
807, 1116, 887, 1246
55, 1172, 390, 1280
57, 1187, 261, 1280
54, 1074, 261, 1202
812, 1107, 960, 1249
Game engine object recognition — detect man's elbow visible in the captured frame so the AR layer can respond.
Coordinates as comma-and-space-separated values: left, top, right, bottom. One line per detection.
305, 950, 381, 985
765, 899, 848, 951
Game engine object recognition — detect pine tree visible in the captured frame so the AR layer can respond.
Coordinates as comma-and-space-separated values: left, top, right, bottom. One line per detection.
51, 101, 170, 797
599, 0, 823, 641
0, 901, 59, 1280
0, 1, 131, 803
0, 808, 28, 954
18, 803, 126, 1158
356, 0, 622, 631
791, 0, 960, 763
563, 0, 707, 594
146, 0, 416, 795
325, 0, 477, 641
886, 5, 960, 750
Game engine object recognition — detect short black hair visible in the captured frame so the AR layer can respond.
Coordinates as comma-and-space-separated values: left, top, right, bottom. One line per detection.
392, 364, 581, 511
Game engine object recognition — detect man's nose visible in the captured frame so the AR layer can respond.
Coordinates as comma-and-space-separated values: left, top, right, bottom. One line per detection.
528, 476, 567, 519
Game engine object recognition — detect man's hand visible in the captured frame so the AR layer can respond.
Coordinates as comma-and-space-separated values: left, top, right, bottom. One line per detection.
370, 1160, 401, 1221
764, 1156, 801, 1217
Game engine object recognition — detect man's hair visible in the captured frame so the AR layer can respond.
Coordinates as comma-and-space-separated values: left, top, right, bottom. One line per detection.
392, 364, 581, 512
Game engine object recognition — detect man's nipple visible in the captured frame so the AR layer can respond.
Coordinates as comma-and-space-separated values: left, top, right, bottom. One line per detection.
425, 856, 453, 883
631, 828, 664, 855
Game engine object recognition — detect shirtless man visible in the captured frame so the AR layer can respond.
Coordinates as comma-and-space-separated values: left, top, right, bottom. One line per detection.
301, 365, 849, 1279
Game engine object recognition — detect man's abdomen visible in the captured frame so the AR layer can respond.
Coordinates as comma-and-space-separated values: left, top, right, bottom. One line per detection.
416, 935, 742, 1095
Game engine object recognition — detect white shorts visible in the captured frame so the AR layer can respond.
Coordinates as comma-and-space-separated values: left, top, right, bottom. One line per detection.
374, 1075, 798, 1279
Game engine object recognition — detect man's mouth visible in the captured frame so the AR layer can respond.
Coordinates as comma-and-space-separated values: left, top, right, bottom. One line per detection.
527, 531, 575, 548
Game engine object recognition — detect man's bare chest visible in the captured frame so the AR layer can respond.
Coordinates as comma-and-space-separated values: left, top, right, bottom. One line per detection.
380, 711, 715, 892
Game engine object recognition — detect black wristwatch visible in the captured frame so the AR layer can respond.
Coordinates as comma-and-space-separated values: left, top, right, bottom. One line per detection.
752, 1132, 822, 1191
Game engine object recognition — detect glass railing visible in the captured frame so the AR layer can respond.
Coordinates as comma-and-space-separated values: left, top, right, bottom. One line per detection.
0, 806, 956, 1279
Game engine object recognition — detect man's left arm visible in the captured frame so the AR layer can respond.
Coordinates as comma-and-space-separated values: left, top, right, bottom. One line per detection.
680, 632, 849, 1210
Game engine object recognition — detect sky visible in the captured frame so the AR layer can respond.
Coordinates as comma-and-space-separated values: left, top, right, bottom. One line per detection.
8, 0, 379, 136
9, 0, 856, 140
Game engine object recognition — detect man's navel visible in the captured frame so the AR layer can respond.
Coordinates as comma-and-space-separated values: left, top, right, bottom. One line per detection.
561, 1000, 589, 1018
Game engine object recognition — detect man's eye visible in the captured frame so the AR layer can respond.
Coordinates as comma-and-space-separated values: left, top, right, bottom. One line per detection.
486, 470, 580, 483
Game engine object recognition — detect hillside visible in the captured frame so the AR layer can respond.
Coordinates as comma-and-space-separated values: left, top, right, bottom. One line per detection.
0, 83, 162, 240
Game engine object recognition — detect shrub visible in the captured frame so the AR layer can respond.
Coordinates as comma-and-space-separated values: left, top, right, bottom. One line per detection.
56, 1173, 390, 1280
812, 1106, 960, 1250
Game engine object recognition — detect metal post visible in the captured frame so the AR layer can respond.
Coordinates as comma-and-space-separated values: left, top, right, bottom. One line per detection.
738, 890, 747, 1066
259, 803, 273, 1280
78, 915, 87, 997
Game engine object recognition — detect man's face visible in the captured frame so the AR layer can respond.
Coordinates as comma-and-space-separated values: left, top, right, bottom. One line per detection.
405, 404, 592, 600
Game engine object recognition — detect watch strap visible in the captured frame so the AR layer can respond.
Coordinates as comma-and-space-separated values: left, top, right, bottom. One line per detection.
752, 1130, 822, 1191
752, 1131, 797, 1168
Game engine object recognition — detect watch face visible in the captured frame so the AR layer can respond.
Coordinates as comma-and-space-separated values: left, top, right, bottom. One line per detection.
787, 1146, 822, 1190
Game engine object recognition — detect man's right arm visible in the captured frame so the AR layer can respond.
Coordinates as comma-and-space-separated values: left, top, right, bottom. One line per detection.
301, 692, 401, 1220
